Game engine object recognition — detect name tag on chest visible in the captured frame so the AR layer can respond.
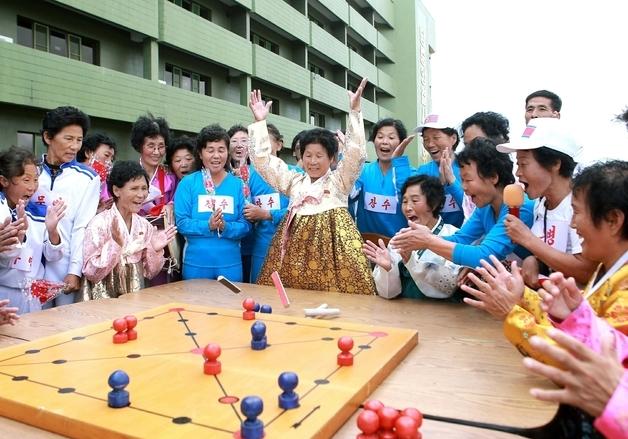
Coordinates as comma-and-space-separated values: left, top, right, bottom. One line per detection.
11, 246, 34, 272
531, 219, 570, 251
253, 193, 280, 211
441, 194, 461, 213
198, 195, 235, 215
364, 191, 398, 214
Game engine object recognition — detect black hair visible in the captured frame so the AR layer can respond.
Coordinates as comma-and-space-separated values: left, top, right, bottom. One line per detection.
461, 111, 510, 144
616, 107, 628, 130
166, 135, 196, 169
227, 124, 247, 138
572, 160, 628, 239
422, 127, 461, 151
531, 147, 577, 178
456, 137, 514, 187
401, 174, 445, 217
0, 146, 39, 182
525, 90, 562, 112
291, 130, 307, 159
130, 113, 171, 153
266, 123, 283, 141
41, 106, 90, 146
369, 118, 407, 142
107, 160, 149, 200
299, 128, 338, 159
196, 124, 231, 170
77, 133, 117, 163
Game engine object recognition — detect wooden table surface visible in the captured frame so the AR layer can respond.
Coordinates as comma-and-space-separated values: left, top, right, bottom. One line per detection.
0, 280, 557, 438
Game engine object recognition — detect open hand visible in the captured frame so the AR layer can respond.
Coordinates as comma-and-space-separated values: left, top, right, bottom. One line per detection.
391, 135, 416, 158
151, 225, 177, 252
347, 77, 368, 112
363, 239, 392, 271
249, 89, 272, 122
537, 271, 583, 320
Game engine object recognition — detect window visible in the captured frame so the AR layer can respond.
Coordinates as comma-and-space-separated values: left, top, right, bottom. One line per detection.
168, 0, 212, 21
16, 17, 98, 65
165, 63, 211, 96
310, 16, 325, 29
261, 94, 280, 115
309, 63, 325, 78
17, 132, 36, 152
310, 111, 325, 127
252, 33, 279, 54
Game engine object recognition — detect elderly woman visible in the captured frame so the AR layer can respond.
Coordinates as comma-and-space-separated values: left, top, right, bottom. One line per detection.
363, 175, 462, 300
82, 161, 176, 299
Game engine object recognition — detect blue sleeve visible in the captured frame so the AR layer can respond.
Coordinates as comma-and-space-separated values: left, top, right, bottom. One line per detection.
392, 156, 413, 197
445, 164, 464, 207
450, 207, 528, 268
222, 184, 252, 240
444, 208, 484, 245
174, 176, 211, 237
270, 207, 288, 226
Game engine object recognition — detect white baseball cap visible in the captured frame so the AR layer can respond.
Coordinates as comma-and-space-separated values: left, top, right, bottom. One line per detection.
497, 118, 582, 158
415, 114, 456, 134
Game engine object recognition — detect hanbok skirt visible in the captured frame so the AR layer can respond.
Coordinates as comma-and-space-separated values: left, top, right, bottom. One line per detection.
256, 208, 376, 295
79, 261, 145, 301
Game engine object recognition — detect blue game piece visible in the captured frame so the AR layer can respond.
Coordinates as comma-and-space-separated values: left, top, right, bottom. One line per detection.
259, 304, 272, 314
278, 371, 299, 410
240, 395, 264, 439
250, 321, 267, 350
253, 302, 260, 312
107, 370, 130, 408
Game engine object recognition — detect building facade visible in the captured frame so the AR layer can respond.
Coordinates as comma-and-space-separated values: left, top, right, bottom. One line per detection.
0, 0, 435, 164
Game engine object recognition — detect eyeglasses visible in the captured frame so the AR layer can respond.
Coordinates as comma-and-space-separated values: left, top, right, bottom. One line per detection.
145, 145, 166, 153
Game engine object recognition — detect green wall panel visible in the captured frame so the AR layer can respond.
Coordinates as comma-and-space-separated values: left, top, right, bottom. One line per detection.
252, 45, 310, 97
317, 0, 349, 24
348, 7, 377, 48
377, 68, 395, 97
361, 98, 378, 123
310, 22, 349, 68
367, 0, 395, 28
349, 51, 378, 87
377, 31, 395, 62
52, 0, 159, 38
252, 0, 309, 43
160, 0, 252, 74
311, 75, 347, 112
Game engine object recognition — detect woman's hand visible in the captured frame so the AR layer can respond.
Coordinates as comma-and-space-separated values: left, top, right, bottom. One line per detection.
249, 90, 272, 122
45, 199, 67, 245
151, 225, 177, 252
347, 77, 368, 112
363, 239, 392, 271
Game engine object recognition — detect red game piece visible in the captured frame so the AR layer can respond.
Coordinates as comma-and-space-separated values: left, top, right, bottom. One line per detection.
125, 315, 138, 341
395, 415, 420, 439
377, 406, 400, 439
203, 343, 221, 375
401, 408, 423, 428
242, 298, 256, 320
363, 399, 384, 412
112, 318, 128, 344
337, 336, 354, 366
356, 409, 379, 439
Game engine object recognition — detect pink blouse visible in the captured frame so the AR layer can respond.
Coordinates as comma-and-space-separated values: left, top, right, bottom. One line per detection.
83, 203, 165, 283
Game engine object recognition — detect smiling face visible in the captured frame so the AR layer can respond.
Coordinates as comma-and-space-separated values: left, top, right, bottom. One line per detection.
113, 176, 149, 215
570, 190, 603, 262
302, 143, 332, 182
373, 125, 401, 163
44, 125, 84, 165
402, 184, 436, 225
1, 163, 39, 208
462, 124, 487, 147
229, 131, 249, 165
460, 160, 499, 208
171, 148, 195, 180
88, 144, 115, 165
140, 135, 166, 169
515, 150, 555, 199
201, 140, 229, 175
422, 128, 457, 163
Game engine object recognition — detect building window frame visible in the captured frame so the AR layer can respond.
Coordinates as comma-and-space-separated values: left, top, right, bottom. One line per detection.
165, 63, 211, 96
252, 33, 280, 54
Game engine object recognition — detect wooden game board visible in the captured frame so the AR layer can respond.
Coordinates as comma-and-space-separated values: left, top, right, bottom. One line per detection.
0, 302, 418, 438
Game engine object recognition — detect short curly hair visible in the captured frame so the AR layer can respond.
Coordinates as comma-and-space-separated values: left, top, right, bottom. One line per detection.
572, 160, 628, 239
166, 135, 196, 170
196, 124, 230, 170
369, 118, 407, 143
456, 137, 514, 188
77, 133, 117, 163
130, 113, 171, 153
401, 174, 445, 217
107, 160, 149, 200
461, 111, 510, 144
41, 106, 90, 146
299, 128, 338, 159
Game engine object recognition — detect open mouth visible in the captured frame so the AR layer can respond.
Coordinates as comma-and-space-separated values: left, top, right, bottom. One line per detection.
407, 214, 418, 222
379, 147, 392, 155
